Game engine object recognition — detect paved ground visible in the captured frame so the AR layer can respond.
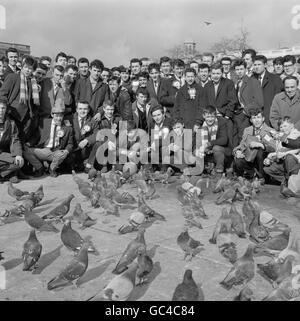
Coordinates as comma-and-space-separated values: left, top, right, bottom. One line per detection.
0, 173, 300, 301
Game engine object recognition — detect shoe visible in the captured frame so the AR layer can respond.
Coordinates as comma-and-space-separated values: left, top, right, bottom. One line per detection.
32, 168, 45, 178
9, 176, 20, 184
49, 169, 58, 178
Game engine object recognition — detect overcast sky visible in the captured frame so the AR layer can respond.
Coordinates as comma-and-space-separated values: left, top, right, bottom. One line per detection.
0, 0, 299, 67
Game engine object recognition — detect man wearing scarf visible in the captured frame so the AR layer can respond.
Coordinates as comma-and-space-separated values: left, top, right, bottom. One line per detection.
0, 56, 40, 144
0, 98, 24, 183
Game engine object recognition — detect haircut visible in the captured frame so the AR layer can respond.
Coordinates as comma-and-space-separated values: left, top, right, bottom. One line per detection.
199, 63, 210, 71
111, 66, 121, 73
221, 57, 232, 64
273, 56, 283, 65
22, 56, 38, 70
40, 56, 52, 63
202, 52, 214, 60
242, 49, 257, 61
203, 105, 217, 115
5, 47, 19, 56
254, 55, 267, 64
160, 56, 171, 65
53, 64, 65, 73
185, 67, 196, 75
233, 59, 247, 69
283, 55, 296, 65
77, 57, 89, 66
102, 67, 111, 73
248, 107, 263, 117
67, 55, 76, 63
278, 116, 293, 127
77, 100, 90, 108
171, 117, 184, 127
0, 55, 9, 64
90, 59, 104, 71
65, 64, 78, 72
136, 87, 149, 97
150, 104, 164, 115
36, 62, 48, 72
190, 60, 199, 66
173, 59, 185, 68
119, 65, 129, 73
148, 63, 160, 73
211, 62, 223, 72
283, 75, 299, 85
130, 58, 142, 66
141, 57, 150, 62
108, 75, 121, 84
55, 51, 67, 62
138, 71, 149, 79
103, 100, 115, 109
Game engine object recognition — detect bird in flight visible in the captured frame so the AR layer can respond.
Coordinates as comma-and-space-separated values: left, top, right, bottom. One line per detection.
204, 21, 212, 26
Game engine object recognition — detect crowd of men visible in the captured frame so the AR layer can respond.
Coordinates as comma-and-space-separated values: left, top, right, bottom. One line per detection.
1, 47, 300, 195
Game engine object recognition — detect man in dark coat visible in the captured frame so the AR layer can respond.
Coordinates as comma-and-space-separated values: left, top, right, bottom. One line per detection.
0, 56, 8, 88
0, 98, 24, 183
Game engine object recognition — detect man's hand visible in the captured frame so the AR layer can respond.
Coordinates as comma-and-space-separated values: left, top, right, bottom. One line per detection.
276, 152, 286, 159
14, 156, 24, 167
93, 113, 101, 121
249, 141, 264, 149
107, 141, 116, 151
193, 124, 200, 132
263, 158, 271, 166
59, 78, 67, 91
78, 139, 88, 149
235, 150, 245, 159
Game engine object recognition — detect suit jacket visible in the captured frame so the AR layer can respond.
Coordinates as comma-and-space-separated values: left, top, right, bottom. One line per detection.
237, 75, 264, 113
0, 73, 35, 121
0, 117, 22, 157
132, 101, 152, 132
76, 77, 108, 116
146, 78, 165, 103
207, 117, 229, 147
159, 77, 180, 111
203, 78, 237, 119
31, 118, 74, 152
39, 77, 72, 118
3, 65, 20, 80
70, 112, 96, 146
252, 71, 283, 125
174, 82, 204, 129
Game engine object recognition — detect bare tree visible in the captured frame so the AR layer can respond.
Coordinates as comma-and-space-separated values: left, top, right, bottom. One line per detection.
166, 44, 186, 59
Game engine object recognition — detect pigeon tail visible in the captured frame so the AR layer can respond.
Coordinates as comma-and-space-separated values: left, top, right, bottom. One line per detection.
47, 276, 70, 290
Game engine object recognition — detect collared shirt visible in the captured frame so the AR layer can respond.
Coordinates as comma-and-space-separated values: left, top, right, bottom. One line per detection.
213, 82, 220, 97
258, 71, 266, 86
89, 77, 97, 90
174, 75, 185, 88
236, 79, 243, 107
46, 120, 61, 149
200, 79, 209, 88
153, 118, 166, 140
0, 122, 4, 140
8, 64, 16, 73
78, 116, 86, 129
223, 73, 231, 79
153, 80, 159, 94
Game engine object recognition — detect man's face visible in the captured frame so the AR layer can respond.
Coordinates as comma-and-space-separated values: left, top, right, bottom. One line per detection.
53, 68, 64, 84
66, 68, 77, 82
283, 61, 296, 76
222, 60, 231, 74
0, 61, 8, 76
52, 113, 64, 125
253, 60, 266, 75
112, 70, 120, 78
109, 80, 119, 93
68, 58, 76, 65
22, 64, 34, 77
56, 56, 67, 68
100, 70, 109, 83
131, 62, 141, 75
185, 72, 195, 85
160, 62, 171, 75
77, 103, 89, 118
235, 65, 246, 79
141, 61, 150, 72
0, 103, 7, 121
274, 63, 283, 75
127, 129, 137, 139
202, 55, 213, 67
41, 60, 51, 70
211, 68, 222, 83
173, 65, 184, 78
149, 68, 159, 82
190, 63, 199, 74
7, 51, 18, 67
198, 68, 209, 82
243, 53, 253, 69
284, 79, 298, 98
79, 62, 89, 77
34, 67, 47, 83
203, 112, 216, 126
136, 93, 148, 106
120, 71, 129, 82
152, 109, 164, 124
280, 121, 294, 135
173, 123, 184, 136
251, 113, 264, 128
90, 67, 101, 81
103, 105, 114, 118
138, 77, 148, 88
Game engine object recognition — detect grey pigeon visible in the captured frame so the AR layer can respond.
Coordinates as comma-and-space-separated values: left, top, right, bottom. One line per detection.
42, 194, 74, 221
136, 247, 153, 285
7, 182, 29, 200
172, 269, 199, 301
112, 228, 146, 274
229, 203, 246, 238
32, 185, 44, 205
70, 203, 97, 229
177, 228, 204, 261
90, 184, 101, 208
22, 229, 42, 271
255, 229, 290, 251
61, 219, 98, 254
24, 210, 59, 233
47, 238, 90, 290
242, 198, 255, 232
233, 286, 254, 301
209, 208, 232, 244
138, 193, 166, 221
248, 201, 269, 243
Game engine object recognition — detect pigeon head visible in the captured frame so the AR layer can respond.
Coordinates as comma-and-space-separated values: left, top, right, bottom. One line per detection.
69, 194, 75, 200
104, 288, 114, 300
183, 269, 193, 281
29, 229, 37, 239
64, 218, 71, 226
239, 286, 254, 300
137, 246, 146, 256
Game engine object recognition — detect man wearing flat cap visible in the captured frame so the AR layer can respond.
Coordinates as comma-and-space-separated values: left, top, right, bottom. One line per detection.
23, 98, 74, 177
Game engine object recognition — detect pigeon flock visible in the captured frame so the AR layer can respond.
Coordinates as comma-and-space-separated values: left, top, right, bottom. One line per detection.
0, 166, 300, 301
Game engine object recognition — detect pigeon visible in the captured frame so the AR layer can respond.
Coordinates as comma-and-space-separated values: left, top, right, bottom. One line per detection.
112, 190, 136, 205
248, 201, 270, 243
209, 208, 232, 244
72, 170, 91, 188
242, 198, 255, 232
0, 252, 4, 261
42, 194, 74, 221
98, 196, 120, 216
277, 233, 300, 263
216, 222, 238, 264
177, 228, 204, 261
213, 174, 231, 193
94, 173, 108, 191
7, 182, 29, 200
32, 185, 44, 205
61, 219, 98, 254
90, 184, 101, 208
137, 193, 166, 222
255, 229, 290, 252
89, 262, 139, 301
229, 203, 246, 238
257, 256, 294, 287
182, 205, 203, 229
112, 228, 146, 274
107, 166, 122, 189
24, 210, 59, 233
233, 286, 254, 301
22, 229, 42, 271
135, 179, 148, 193
69, 203, 97, 229
188, 191, 208, 219
172, 269, 199, 301
220, 244, 256, 290
143, 180, 156, 199
47, 238, 90, 290
78, 183, 92, 198
136, 247, 153, 285
215, 186, 238, 205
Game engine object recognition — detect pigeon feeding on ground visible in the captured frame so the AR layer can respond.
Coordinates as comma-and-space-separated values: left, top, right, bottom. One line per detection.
22, 229, 42, 271
229, 203, 246, 238
233, 286, 254, 301
136, 247, 153, 285
177, 228, 204, 261
209, 208, 232, 244
42, 194, 74, 221
248, 201, 270, 243
172, 269, 200, 301
69, 203, 97, 229
24, 210, 59, 233
137, 193, 166, 222
7, 182, 29, 201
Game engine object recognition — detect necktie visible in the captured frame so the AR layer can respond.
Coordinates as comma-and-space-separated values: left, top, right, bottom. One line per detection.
214, 84, 218, 97
52, 125, 57, 150
258, 75, 262, 86
80, 118, 84, 129
154, 81, 158, 94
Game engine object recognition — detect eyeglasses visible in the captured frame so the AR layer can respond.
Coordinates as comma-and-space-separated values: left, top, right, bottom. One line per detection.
283, 64, 294, 68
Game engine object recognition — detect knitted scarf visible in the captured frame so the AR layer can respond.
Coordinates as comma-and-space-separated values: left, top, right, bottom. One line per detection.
19, 72, 40, 105
198, 119, 218, 154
